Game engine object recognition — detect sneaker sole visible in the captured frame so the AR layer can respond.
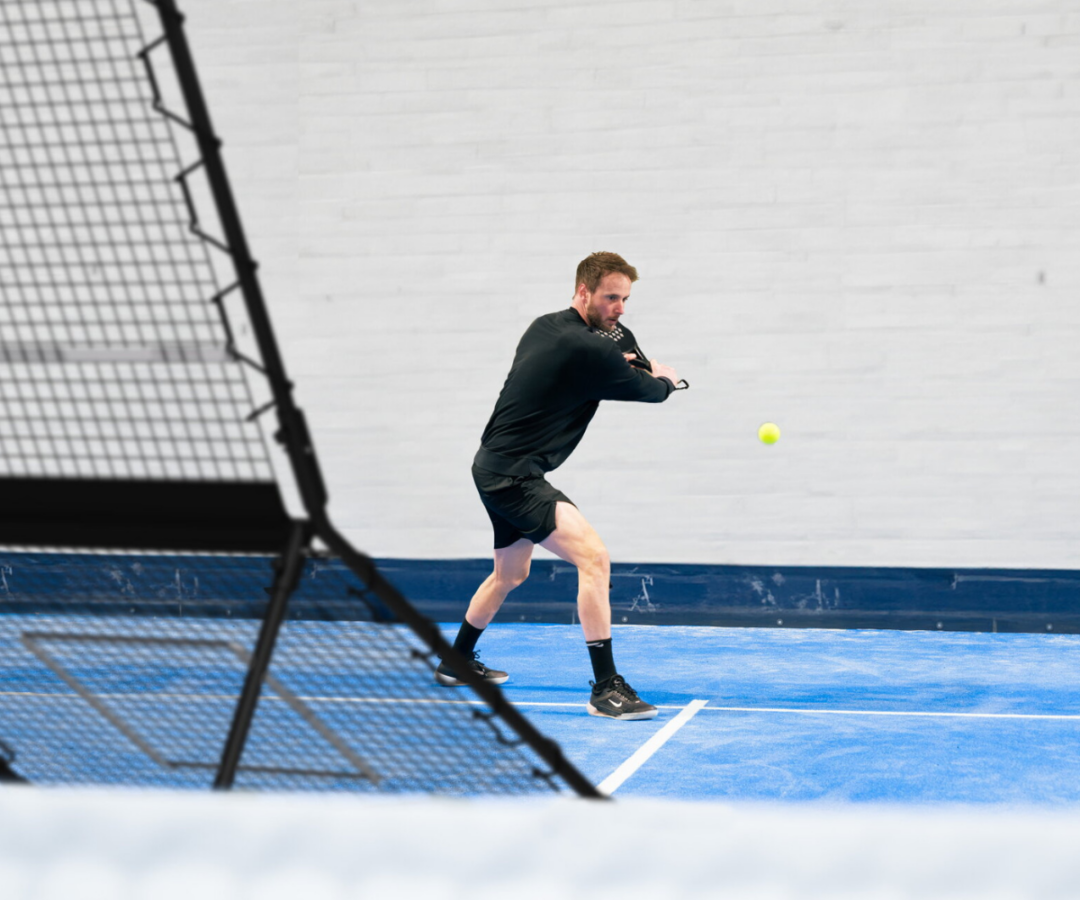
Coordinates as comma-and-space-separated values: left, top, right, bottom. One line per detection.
435, 671, 509, 687
586, 702, 658, 720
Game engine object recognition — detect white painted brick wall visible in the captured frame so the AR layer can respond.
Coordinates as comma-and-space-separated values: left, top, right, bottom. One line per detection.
179, 0, 1080, 568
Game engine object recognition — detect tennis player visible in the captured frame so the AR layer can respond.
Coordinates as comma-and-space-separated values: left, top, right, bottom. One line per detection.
436, 252, 679, 720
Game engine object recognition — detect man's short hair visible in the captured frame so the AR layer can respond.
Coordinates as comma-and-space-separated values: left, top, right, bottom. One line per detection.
575, 251, 639, 295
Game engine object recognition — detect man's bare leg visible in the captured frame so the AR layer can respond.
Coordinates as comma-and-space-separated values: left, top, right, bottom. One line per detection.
464, 538, 534, 628
436, 538, 533, 687
539, 502, 611, 641
540, 501, 657, 719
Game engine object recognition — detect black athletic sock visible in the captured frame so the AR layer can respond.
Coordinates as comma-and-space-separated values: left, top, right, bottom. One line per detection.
452, 619, 485, 657
586, 637, 616, 686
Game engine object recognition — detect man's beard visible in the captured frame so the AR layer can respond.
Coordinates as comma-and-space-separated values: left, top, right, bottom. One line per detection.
584, 300, 610, 331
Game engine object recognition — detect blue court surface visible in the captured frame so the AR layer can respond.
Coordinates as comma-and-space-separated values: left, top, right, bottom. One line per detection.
464, 623, 1080, 804
3, 612, 1079, 804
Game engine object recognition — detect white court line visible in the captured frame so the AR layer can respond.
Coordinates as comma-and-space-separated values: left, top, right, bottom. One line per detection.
596, 699, 709, 796
4, 690, 1078, 721
700, 705, 1080, 722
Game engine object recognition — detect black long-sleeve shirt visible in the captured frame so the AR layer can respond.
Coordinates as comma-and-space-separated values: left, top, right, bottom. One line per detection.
479, 308, 674, 473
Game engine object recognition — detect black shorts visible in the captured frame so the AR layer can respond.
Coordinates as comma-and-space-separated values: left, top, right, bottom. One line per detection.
472, 464, 575, 549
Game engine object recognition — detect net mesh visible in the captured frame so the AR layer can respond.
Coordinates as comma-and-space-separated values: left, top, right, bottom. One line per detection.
0, 552, 560, 795
0, 0, 272, 481
0, 0, 584, 797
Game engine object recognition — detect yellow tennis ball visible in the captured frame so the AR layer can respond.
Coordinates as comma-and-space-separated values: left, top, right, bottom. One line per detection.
758, 422, 781, 444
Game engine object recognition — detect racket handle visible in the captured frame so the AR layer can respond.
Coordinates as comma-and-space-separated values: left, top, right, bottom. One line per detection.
628, 343, 652, 372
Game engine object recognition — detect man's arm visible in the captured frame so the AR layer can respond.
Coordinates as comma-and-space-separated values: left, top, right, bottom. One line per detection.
612, 322, 682, 390
588, 341, 676, 403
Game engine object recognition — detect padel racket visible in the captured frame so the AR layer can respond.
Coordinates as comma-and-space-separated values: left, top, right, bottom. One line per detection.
597, 322, 689, 390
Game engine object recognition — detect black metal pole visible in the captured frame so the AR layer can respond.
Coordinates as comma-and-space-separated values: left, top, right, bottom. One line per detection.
214, 521, 308, 789
0, 740, 26, 784
0, 761, 26, 784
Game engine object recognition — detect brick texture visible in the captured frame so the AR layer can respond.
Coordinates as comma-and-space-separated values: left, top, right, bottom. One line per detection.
180, 0, 1080, 567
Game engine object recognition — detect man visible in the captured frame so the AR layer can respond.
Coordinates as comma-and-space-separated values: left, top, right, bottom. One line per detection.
436, 252, 679, 720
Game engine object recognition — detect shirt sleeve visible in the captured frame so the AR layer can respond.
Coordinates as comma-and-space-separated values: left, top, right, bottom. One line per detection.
584, 337, 675, 403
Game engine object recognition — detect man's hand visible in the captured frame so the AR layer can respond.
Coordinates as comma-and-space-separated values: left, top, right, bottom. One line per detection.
650, 361, 678, 384
624, 351, 677, 383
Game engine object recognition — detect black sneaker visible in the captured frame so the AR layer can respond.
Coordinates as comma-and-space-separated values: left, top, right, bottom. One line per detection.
434, 651, 509, 687
587, 674, 658, 720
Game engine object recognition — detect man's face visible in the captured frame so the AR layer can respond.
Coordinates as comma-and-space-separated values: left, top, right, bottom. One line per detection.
582, 273, 631, 332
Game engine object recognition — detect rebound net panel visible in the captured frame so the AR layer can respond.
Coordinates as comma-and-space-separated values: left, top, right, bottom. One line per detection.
0, 0, 271, 482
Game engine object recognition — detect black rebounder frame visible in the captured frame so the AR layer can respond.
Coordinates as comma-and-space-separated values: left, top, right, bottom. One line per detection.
0, 0, 601, 799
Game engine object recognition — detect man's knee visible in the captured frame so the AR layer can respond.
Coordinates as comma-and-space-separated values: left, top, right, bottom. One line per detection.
578, 541, 610, 581
494, 559, 530, 591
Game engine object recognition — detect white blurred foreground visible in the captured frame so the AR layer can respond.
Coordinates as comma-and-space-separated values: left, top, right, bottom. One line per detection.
2, 787, 1079, 899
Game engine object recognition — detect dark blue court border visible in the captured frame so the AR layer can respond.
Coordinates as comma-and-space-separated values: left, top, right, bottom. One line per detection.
3, 553, 1079, 634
